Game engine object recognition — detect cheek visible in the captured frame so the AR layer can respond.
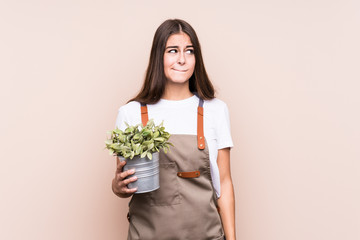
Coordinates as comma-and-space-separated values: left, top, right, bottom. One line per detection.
189, 58, 196, 70
163, 58, 169, 68
164, 56, 175, 69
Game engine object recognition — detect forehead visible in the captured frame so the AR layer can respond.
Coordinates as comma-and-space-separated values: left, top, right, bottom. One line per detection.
166, 32, 192, 46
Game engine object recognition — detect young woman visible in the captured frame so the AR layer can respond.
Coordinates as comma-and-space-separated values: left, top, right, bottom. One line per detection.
112, 19, 236, 240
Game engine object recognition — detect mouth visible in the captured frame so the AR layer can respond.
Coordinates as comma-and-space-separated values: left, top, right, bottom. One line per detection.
172, 68, 187, 72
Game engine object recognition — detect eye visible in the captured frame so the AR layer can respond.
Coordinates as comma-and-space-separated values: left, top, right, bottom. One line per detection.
186, 49, 194, 54
168, 49, 177, 53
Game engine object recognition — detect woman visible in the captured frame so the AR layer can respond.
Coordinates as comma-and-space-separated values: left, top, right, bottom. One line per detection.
112, 19, 236, 240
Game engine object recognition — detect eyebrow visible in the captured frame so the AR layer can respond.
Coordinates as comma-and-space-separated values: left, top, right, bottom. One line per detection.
165, 45, 194, 49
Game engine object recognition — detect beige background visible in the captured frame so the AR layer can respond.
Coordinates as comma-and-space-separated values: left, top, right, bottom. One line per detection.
1, 0, 359, 239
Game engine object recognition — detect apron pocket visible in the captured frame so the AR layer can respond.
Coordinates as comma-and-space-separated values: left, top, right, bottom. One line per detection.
148, 162, 181, 206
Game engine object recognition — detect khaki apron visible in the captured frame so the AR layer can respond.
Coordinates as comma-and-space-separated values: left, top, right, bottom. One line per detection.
127, 98, 224, 240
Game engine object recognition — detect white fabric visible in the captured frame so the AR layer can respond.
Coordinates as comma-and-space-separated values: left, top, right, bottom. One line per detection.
115, 95, 233, 197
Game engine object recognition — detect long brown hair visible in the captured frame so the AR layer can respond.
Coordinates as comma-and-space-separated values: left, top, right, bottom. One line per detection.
129, 19, 215, 104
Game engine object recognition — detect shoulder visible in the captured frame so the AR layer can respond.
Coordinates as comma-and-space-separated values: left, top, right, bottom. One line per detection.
118, 101, 140, 113
119, 101, 140, 115
203, 97, 231, 128
117, 101, 142, 119
115, 101, 141, 129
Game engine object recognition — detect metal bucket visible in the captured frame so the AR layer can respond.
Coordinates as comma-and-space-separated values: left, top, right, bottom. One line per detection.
119, 152, 160, 194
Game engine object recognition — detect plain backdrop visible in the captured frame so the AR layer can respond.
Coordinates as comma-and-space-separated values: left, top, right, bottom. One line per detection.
1, 0, 359, 239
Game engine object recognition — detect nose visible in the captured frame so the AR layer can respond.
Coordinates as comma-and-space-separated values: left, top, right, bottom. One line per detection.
177, 52, 185, 65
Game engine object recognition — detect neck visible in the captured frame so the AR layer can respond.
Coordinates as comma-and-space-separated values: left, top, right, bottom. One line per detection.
162, 81, 193, 100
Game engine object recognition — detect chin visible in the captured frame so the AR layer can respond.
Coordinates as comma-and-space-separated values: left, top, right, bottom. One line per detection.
168, 79, 189, 84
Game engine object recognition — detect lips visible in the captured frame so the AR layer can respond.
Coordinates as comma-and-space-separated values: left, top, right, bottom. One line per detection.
172, 68, 187, 72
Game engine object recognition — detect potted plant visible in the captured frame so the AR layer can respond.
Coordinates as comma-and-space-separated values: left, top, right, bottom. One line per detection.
105, 119, 172, 193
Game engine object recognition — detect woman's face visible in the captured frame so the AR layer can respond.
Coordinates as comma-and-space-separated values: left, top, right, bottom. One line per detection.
163, 32, 195, 85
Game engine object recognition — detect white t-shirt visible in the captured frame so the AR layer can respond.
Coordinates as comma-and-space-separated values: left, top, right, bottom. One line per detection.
115, 95, 233, 197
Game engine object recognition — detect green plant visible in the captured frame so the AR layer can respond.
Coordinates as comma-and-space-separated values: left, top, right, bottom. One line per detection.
105, 119, 173, 160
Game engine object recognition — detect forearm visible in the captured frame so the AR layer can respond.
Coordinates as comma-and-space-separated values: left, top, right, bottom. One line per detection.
218, 178, 236, 240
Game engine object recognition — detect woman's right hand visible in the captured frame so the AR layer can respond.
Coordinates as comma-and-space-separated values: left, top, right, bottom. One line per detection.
112, 156, 138, 198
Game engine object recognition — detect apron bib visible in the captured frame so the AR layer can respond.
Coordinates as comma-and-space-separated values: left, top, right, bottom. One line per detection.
127, 98, 224, 240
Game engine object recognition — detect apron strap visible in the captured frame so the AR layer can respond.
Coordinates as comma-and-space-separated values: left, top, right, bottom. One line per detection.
140, 103, 148, 127
195, 93, 205, 150
139, 95, 205, 150
197, 99, 205, 150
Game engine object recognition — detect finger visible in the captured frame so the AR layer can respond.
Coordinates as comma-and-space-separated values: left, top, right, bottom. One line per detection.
123, 186, 138, 194
119, 168, 136, 180
116, 158, 127, 173
122, 176, 137, 186
114, 177, 138, 194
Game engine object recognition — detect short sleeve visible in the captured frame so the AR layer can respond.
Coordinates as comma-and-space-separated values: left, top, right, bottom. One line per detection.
115, 106, 129, 131
215, 103, 234, 149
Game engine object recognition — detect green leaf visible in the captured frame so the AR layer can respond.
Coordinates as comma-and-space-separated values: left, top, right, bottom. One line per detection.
133, 133, 141, 140
142, 130, 151, 137
154, 137, 164, 142
121, 150, 127, 156
114, 128, 122, 134
143, 140, 153, 146
147, 151, 152, 160
141, 151, 147, 158
134, 148, 140, 155
125, 127, 134, 134
148, 143, 154, 150
153, 131, 160, 138
110, 143, 121, 150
